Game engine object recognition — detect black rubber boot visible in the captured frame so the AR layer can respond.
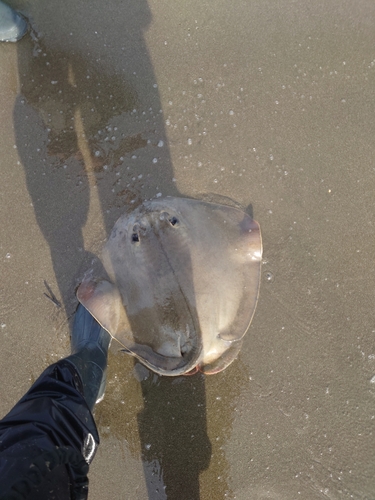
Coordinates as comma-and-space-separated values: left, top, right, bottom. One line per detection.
0, 1, 28, 42
65, 304, 111, 411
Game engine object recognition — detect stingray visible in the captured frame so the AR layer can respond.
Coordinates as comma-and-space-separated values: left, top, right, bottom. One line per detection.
77, 197, 262, 376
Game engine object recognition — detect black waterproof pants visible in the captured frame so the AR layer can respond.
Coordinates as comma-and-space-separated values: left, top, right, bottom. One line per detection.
0, 360, 99, 500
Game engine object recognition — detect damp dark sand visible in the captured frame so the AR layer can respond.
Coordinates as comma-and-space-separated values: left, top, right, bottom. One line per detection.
1, 1, 375, 498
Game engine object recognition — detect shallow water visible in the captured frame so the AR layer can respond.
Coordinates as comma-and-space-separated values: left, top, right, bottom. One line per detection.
1, 0, 375, 498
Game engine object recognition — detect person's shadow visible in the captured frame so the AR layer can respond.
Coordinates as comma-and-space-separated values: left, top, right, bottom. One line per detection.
13, 1, 212, 497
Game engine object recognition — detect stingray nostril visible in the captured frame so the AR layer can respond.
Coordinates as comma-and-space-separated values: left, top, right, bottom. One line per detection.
169, 216, 179, 226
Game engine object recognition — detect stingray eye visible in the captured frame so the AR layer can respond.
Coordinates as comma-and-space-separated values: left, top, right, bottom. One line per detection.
132, 223, 144, 243
169, 216, 179, 227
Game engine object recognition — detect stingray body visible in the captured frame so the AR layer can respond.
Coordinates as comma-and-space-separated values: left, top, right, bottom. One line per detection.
77, 197, 262, 376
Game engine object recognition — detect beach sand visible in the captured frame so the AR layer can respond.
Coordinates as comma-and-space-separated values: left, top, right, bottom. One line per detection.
1, 1, 375, 498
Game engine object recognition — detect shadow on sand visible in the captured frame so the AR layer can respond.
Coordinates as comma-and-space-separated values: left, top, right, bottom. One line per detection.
13, 1, 213, 497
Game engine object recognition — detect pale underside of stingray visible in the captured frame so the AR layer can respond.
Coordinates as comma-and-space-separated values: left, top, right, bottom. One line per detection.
77, 197, 262, 376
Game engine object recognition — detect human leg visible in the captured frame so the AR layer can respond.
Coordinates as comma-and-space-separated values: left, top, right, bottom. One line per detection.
0, 306, 111, 499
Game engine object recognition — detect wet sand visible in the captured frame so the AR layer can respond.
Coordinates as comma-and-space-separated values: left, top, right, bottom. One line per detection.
1, 0, 375, 498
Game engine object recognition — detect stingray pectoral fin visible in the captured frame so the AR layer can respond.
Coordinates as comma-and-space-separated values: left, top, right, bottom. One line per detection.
200, 340, 243, 375
77, 279, 130, 337
118, 340, 202, 376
